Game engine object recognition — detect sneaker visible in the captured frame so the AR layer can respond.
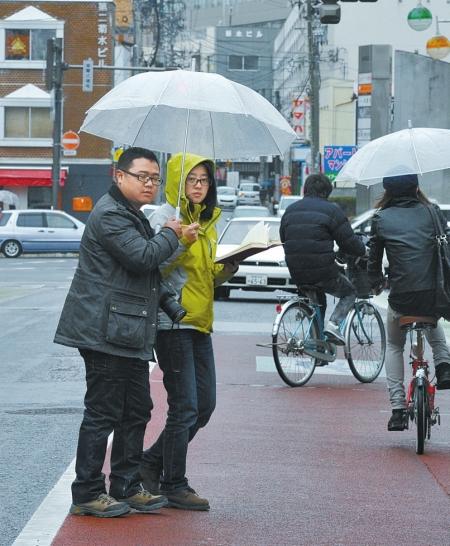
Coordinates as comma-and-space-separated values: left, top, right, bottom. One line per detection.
118, 484, 168, 513
387, 409, 408, 431
436, 362, 450, 390
69, 493, 130, 518
162, 486, 210, 511
140, 463, 162, 495
324, 321, 345, 346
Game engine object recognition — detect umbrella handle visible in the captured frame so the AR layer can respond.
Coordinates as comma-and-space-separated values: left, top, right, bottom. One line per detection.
175, 206, 181, 220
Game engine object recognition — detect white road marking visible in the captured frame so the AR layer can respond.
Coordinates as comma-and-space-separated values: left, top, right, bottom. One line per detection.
256, 355, 386, 378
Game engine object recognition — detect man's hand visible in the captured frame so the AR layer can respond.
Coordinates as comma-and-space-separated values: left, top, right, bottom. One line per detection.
182, 222, 200, 243
223, 259, 239, 274
371, 278, 386, 295
164, 217, 183, 238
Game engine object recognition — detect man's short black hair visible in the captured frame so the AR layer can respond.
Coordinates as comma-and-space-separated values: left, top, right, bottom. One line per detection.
303, 173, 332, 198
117, 147, 159, 171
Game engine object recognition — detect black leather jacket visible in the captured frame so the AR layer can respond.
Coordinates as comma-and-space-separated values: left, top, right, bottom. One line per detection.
368, 197, 448, 299
54, 185, 179, 360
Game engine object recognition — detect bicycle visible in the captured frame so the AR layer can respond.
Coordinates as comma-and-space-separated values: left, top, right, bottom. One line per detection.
268, 262, 386, 387
400, 315, 441, 455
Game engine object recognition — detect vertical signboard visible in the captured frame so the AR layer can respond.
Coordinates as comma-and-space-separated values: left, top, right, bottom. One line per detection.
323, 145, 357, 182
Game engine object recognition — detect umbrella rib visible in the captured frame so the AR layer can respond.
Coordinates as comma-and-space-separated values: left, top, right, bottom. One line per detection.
132, 104, 157, 146
209, 111, 216, 158
408, 128, 422, 175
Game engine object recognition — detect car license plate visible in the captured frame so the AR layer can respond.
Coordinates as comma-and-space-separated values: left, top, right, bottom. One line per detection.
247, 275, 268, 286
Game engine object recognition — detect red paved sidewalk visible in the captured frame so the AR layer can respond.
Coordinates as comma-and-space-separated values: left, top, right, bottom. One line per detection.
53, 334, 450, 546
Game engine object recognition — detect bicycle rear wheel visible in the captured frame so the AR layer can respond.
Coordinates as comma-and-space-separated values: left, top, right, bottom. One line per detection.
414, 382, 428, 455
345, 301, 386, 383
272, 301, 318, 387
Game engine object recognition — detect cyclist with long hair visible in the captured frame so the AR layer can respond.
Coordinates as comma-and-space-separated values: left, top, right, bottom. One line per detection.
368, 172, 450, 431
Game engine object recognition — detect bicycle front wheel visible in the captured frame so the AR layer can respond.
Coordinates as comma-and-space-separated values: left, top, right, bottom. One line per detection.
415, 382, 428, 455
345, 301, 386, 383
272, 301, 318, 387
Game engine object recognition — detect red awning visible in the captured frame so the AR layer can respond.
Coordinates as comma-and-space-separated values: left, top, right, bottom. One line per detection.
0, 169, 67, 187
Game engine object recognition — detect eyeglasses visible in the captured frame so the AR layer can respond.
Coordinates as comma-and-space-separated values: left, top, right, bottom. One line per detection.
186, 176, 210, 187
119, 169, 163, 186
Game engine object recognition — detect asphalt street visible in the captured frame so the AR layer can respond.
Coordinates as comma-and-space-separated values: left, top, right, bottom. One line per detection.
1, 256, 450, 546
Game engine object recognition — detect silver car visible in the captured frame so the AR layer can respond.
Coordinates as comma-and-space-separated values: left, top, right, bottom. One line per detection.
217, 186, 238, 209
0, 209, 85, 258
237, 182, 261, 206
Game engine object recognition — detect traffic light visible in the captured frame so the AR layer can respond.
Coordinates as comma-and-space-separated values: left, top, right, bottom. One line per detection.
320, 1, 341, 25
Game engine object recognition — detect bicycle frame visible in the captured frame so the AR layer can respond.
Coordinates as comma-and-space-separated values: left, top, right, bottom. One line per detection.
405, 328, 439, 430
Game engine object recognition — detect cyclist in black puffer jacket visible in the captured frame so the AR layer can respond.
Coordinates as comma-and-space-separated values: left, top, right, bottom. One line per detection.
280, 173, 366, 345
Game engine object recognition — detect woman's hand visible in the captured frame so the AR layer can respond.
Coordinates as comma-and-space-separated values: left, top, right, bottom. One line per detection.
182, 222, 200, 243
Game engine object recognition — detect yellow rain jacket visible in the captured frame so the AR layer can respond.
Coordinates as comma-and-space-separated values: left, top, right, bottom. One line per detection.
149, 152, 232, 333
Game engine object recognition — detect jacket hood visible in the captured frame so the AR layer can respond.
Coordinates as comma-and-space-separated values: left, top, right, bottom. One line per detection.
165, 152, 216, 222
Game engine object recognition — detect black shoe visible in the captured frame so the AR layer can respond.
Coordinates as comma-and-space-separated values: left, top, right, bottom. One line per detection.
316, 360, 329, 367
387, 409, 408, 431
436, 363, 450, 390
140, 463, 162, 495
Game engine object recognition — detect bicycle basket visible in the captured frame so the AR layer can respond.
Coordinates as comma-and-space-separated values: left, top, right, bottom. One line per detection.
347, 257, 371, 298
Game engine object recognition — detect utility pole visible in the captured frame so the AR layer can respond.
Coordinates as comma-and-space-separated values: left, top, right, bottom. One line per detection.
306, 0, 320, 173
46, 37, 67, 210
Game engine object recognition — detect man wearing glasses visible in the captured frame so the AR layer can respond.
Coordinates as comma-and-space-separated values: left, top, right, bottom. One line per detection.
55, 147, 183, 518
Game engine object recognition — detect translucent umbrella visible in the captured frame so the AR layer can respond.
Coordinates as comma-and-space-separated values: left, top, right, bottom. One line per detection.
335, 127, 450, 187
80, 70, 296, 217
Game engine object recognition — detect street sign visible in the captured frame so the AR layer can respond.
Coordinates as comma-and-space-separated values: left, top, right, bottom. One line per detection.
82, 58, 94, 92
323, 145, 357, 182
62, 130, 80, 156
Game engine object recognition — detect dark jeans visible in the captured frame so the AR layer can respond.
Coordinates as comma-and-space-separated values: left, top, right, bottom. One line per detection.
72, 349, 152, 504
304, 273, 356, 330
141, 329, 216, 492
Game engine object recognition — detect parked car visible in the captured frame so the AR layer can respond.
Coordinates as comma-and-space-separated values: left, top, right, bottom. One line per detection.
275, 195, 302, 217
214, 216, 295, 299
233, 205, 270, 218
237, 181, 261, 206
0, 209, 85, 258
217, 186, 238, 209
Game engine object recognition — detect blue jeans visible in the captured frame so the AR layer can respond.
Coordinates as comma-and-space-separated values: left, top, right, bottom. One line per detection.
142, 329, 216, 491
72, 350, 152, 504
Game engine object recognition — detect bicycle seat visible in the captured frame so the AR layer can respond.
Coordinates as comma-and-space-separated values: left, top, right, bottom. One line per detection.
399, 316, 437, 330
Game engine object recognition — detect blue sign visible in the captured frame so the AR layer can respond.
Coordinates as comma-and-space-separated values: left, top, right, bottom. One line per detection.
323, 145, 357, 180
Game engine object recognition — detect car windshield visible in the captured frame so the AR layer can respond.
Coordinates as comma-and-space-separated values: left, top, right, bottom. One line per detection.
279, 196, 301, 210
218, 187, 235, 195
0, 212, 12, 226
233, 207, 270, 218
240, 184, 259, 192
220, 220, 280, 244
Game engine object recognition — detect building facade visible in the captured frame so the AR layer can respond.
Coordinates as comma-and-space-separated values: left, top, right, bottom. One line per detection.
0, 0, 115, 216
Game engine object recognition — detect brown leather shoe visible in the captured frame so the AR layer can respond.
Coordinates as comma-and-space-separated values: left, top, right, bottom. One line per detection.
70, 493, 130, 518
119, 485, 168, 512
163, 487, 210, 511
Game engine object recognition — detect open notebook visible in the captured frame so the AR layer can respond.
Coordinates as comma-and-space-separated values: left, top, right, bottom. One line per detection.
215, 221, 282, 265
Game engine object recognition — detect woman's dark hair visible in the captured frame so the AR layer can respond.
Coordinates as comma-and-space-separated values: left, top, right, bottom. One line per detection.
303, 173, 333, 198
375, 187, 430, 209
117, 147, 159, 171
188, 161, 217, 221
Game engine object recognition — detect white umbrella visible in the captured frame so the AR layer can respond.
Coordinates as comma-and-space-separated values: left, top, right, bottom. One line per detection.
0, 190, 19, 207
81, 69, 296, 159
335, 127, 450, 187
80, 69, 296, 217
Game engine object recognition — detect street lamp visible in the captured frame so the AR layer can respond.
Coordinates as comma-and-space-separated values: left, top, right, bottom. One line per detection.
426, 17, 450, 60
407, 2, 432, 31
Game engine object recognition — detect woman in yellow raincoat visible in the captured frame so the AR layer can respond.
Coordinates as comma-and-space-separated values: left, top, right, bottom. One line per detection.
140, 152, 237, 511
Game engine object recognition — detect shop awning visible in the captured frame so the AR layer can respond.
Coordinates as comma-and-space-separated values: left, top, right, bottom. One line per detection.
0, 169, 67, 187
